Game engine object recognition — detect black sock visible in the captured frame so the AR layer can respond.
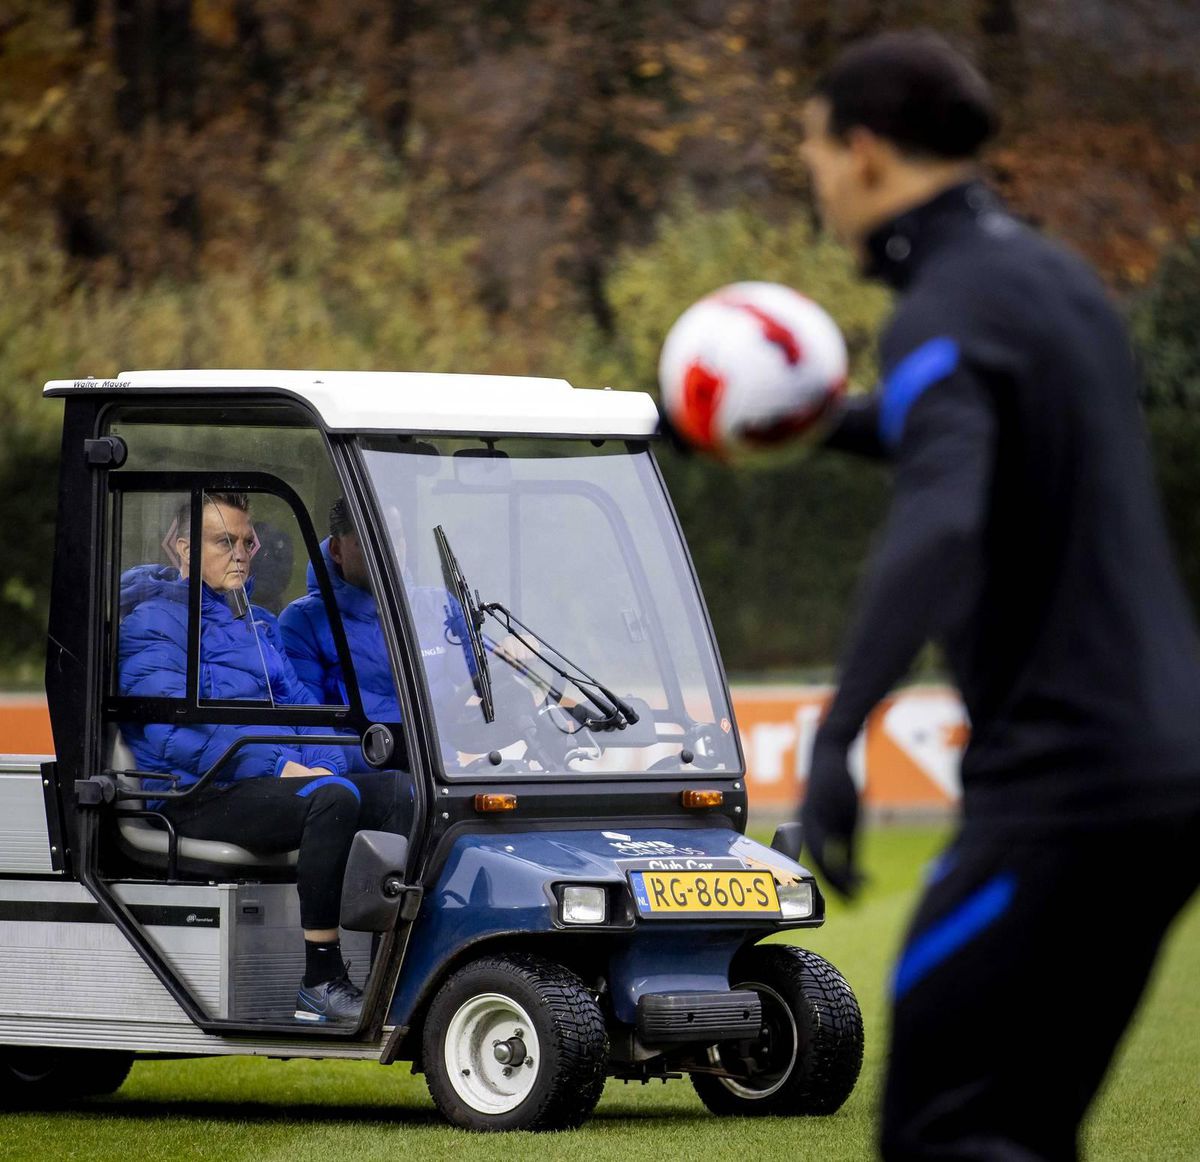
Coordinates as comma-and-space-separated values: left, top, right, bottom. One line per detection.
304, 938, 346, 988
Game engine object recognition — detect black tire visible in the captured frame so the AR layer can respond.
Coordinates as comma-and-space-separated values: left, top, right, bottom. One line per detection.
692, 945, 863, 1117
422, 953, 608, 1131
0, 1047, 134, 1107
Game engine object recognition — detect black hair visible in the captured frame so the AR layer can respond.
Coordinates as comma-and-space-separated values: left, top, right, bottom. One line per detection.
814, 31, 998, 160
329, 496, 355, 538
174, 492, 250, 540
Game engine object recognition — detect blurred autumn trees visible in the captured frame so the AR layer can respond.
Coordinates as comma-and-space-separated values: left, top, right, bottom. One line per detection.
8, 1, 1198, 314
1, 1, 1199, 679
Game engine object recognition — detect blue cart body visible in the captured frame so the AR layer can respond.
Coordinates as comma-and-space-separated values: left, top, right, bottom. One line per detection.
390, 825, 820, 1028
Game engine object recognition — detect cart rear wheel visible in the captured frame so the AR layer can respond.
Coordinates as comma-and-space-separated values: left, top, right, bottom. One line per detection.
692, 945, 862, 1117
422, 953, 607, 1131
0, 1047, 134, 1106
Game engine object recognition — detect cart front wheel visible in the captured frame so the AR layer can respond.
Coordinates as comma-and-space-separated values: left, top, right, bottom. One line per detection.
422, 953, 607, 1131
692, 945, 863, 1117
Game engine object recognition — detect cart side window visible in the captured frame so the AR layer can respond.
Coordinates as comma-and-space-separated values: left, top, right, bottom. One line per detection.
103, 408, 369, 712
101, 407, 396, 798
110, 488, 356, 710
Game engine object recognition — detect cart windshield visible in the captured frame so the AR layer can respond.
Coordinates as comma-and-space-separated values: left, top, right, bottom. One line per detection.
360, 437, 739, 776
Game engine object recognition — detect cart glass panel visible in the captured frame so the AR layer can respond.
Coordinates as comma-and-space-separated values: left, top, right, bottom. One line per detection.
361, 437, 739, 776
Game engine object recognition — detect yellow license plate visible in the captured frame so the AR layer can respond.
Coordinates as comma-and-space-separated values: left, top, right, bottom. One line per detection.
630, 870, 780, 916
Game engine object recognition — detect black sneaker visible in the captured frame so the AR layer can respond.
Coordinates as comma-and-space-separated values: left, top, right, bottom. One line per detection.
294, 972, 364, 1024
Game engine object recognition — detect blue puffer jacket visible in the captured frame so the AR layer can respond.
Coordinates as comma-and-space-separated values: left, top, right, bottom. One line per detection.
117, 565, 348, 799
279, 540, 474, 769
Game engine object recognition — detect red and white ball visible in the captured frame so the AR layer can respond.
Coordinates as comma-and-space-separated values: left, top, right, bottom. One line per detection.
658, 281, 848, 457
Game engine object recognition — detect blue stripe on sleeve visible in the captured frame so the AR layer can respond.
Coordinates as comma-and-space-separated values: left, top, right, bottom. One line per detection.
879, 336, 961, 449
892, 871, 1016, 1001
294, 774, 361, 802
925, 849, 958, 886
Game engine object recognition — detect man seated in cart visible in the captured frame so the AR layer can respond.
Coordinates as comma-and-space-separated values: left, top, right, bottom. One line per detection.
279, 498, 531, 766
117, 491, 387, 1025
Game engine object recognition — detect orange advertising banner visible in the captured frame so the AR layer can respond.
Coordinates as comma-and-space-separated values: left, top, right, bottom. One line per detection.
731, 685, 966, 812
0, 697, 54, 755
0, 686, 967, 811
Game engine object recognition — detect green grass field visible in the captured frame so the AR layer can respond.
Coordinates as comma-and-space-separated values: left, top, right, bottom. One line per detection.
2, 825, 1196, 1161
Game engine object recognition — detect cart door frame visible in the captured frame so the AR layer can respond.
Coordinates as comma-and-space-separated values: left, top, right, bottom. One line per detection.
45, 393, 431, 1040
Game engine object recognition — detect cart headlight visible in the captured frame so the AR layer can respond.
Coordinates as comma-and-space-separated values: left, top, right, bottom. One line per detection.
777, 881, 814, 920
561, 885, 607, 925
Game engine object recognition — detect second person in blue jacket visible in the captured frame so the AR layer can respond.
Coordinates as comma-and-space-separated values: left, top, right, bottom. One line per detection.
280, 498, 492, 769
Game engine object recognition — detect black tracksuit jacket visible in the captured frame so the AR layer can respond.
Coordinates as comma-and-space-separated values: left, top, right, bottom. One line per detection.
822, 181, 1200, 827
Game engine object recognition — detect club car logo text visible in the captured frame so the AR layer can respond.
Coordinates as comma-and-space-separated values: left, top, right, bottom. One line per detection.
645, 857, 732, 871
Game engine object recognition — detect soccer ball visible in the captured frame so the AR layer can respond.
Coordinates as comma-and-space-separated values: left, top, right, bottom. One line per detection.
658, 281, 848, 457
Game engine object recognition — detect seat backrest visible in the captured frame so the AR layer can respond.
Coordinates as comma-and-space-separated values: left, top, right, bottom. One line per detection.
105, 724, 297, 871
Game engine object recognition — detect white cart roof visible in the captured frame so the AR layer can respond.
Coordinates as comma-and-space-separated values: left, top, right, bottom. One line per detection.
43, 369, 661, 438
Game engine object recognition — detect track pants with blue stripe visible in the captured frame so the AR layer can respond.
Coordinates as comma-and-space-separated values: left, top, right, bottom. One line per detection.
882, 806, 1200, 1161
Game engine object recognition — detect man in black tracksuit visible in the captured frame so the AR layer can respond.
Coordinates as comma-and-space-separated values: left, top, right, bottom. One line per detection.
797, 32, 1200, 1160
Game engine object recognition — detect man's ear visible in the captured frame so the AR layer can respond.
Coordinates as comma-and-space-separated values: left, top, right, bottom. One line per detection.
328, 535, 344, 567
175, 537, 190, 575
848, 125, 890, 188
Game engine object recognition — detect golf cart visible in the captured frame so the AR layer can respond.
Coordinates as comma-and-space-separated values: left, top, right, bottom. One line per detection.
0, 370, 862, 1130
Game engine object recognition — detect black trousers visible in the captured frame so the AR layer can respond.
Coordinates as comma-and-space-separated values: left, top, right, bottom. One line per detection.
881, 806, 1200, 1161
163, 771, 408, 931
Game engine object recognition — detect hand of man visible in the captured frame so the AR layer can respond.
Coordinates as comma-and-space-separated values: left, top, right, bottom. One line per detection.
279, 761, 333, 779
800, 728, 865, 899
494, 632, 532, 664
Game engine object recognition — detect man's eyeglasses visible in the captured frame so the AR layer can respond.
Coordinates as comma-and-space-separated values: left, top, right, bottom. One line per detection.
206, 532, 258, 556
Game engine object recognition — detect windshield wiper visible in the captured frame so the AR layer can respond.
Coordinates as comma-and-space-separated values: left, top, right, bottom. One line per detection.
433, 525, 494, 722
433, 526, 639, 732
479, 600, 640, 732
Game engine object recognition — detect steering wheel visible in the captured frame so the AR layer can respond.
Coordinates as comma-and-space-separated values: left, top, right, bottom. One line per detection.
530, 695, 602, 770
444, 665, 601, 772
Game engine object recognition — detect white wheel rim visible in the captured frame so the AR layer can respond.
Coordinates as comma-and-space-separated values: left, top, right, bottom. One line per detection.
707, 981, 798, 1100
443, 992, 542, 1115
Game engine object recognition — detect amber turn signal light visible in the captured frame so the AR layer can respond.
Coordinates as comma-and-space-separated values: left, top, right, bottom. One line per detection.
681, 789, 723, 809
474, 793, 518, 813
